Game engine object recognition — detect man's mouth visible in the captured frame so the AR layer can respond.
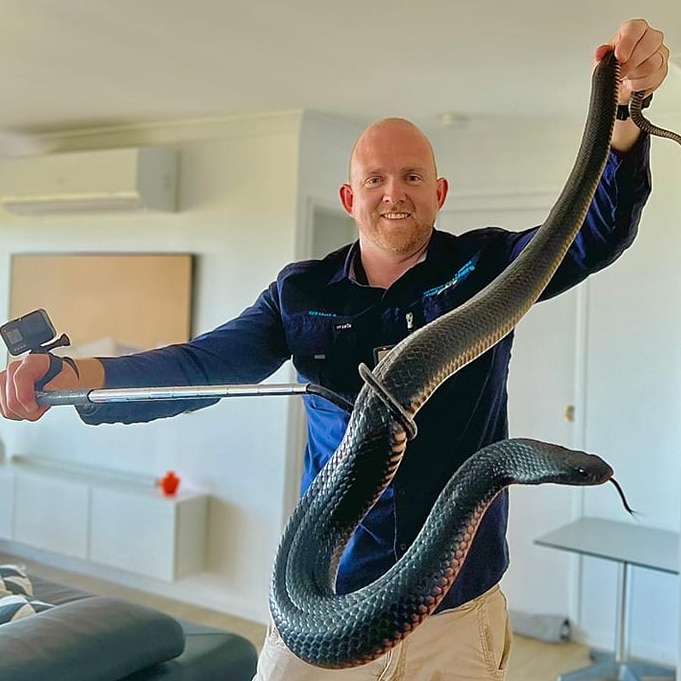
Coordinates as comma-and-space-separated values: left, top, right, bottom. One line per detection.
381, 212, 412, 220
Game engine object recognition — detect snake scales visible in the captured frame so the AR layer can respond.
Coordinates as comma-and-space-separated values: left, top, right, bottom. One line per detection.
269, 51, 681, 669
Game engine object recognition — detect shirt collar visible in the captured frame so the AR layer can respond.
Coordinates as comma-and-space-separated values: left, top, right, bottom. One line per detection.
328, 240, 361, 285
328, 228, 452, 286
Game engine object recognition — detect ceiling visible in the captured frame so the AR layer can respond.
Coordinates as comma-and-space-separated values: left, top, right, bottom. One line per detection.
0, 0, 680, 140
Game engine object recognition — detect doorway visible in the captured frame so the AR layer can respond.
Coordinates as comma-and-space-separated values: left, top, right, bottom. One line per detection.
310, 205, 356, 259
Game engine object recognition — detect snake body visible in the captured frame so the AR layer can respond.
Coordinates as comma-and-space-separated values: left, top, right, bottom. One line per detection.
269, 51, 681, 669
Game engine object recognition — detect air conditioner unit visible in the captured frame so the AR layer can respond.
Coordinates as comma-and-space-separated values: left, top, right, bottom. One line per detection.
0, 146, 177, 215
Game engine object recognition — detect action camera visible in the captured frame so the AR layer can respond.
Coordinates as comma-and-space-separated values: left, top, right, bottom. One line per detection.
0, 309, 67, 355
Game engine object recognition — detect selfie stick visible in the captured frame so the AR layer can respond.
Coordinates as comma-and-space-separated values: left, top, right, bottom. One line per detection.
35, 382, 354, 412
2, 310, 354, 413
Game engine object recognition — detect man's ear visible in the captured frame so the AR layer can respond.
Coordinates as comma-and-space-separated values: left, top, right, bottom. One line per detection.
339, 183, 354, 216
436, 177, 449, 209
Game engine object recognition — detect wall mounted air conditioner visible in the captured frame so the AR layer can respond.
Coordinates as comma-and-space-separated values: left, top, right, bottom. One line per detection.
0, 146, 177, 215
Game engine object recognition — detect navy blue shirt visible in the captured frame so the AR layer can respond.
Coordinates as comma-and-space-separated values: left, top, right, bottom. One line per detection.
79, 136, 651, 610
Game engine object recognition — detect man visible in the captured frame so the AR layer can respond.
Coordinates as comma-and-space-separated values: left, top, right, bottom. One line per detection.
0, 18, 670, 681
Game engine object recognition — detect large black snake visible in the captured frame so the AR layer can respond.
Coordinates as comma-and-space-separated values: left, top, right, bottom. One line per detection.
269, 51, 681, 669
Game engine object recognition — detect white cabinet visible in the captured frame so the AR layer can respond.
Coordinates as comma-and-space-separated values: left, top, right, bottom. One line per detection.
13, 469, 89, 559
6, 465, 207, 581
89, 485, 207, 581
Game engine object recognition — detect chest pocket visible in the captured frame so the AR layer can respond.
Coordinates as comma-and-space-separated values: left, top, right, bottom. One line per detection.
286, 312, 370, 398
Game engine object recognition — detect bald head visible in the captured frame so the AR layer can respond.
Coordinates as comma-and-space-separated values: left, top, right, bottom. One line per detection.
348, 118, 438, 184
338, 116, 449, 267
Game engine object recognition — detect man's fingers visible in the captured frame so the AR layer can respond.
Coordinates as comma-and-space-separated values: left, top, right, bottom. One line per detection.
596, 20, 668, 105
611, 19, 651, 65
616, 23, 665, 79
620, 45, 669, 100
0, 366, 31, 420
0, 370, 18, 420
0, 356, 50, 421
11, 361, 39, 413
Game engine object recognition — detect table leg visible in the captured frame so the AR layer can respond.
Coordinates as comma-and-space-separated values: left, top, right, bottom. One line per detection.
614, 562, 629, 664
558, 562, 674, 681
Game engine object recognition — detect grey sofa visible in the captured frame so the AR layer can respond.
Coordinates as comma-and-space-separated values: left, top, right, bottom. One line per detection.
0, 573, 258, 681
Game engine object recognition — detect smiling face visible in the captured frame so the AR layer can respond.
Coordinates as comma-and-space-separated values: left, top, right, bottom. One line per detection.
340, 118, 448, 258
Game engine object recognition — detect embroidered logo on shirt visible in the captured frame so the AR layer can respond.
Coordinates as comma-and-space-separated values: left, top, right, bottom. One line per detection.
307, 310, 353, 332
423, 255, 478, 298
308, 310, 337, 318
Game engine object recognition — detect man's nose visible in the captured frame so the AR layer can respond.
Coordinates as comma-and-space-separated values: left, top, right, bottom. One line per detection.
382, 178, 406, 203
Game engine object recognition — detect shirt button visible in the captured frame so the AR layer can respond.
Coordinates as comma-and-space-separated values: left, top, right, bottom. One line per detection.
399, 543, 407, 552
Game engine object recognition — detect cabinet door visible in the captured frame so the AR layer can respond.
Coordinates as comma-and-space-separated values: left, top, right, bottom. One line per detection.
89, 486, 177, 581
13, 471, 89, 558
89, 486, 206, 581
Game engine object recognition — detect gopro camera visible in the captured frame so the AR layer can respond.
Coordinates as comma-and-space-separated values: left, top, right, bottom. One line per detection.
0, 309, 69, 356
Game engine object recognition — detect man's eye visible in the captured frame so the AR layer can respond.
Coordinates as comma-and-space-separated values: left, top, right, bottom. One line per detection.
406, 174, 422, 183
365, 177, 382, 186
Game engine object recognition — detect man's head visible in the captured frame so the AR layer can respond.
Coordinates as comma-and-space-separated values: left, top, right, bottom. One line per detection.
340, 118, 448, 258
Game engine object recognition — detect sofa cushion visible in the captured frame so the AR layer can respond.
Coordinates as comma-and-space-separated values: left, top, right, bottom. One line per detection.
31, 574, 93, 606
0, 595, 185, 681
124, 619, 260, 681
0, 593, 53, 624
0, 564, 33, 596
5, 573, 258, 680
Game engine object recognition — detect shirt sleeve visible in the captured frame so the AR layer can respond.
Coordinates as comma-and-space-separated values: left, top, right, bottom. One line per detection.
507, 132, 652, 300
77, 280, 290, 425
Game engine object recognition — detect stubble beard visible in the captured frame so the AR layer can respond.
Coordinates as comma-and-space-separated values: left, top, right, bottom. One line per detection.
370, 216, 433, 256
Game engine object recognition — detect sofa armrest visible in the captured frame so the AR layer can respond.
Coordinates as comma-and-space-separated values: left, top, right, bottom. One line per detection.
0, 596, 185, 681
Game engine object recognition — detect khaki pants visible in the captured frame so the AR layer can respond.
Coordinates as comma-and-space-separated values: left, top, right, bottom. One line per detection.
253, 584, 512, 681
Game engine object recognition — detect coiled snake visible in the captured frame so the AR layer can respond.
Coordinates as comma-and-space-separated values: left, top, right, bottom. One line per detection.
269, 51, 681, 669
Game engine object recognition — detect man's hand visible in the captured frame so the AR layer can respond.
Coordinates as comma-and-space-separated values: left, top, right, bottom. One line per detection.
596, 18, 669, 104
595, 19, 669, 153
0, 354, 80, 421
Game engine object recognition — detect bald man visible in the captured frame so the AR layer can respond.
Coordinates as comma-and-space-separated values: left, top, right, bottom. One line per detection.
1, 18, 670, 681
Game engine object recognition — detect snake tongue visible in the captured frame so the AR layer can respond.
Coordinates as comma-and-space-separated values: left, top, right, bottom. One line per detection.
610, 478, 635, 515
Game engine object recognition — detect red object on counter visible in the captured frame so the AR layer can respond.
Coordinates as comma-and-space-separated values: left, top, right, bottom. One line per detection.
160, 471, 181, 496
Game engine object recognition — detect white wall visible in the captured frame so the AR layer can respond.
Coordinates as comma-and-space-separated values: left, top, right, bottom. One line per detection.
0, 112, 309, 623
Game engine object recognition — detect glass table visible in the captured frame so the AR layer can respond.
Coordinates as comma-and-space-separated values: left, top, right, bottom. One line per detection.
535, 517, 678, 681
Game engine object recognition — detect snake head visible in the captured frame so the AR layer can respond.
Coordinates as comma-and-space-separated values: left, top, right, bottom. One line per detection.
560, 450, 614, 486
526, 442, 635, 514
510, 439, 613, 487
